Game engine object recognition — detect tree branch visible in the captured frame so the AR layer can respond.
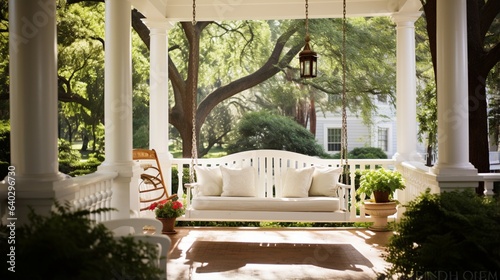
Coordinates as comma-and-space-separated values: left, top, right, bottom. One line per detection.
196, 23, 302, 127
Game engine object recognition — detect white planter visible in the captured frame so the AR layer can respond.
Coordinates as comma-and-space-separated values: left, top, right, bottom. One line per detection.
363, 201, 398, 231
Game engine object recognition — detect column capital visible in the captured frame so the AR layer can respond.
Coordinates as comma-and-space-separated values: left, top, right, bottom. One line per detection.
391, 12, 422, 25
141, 19, 175, 31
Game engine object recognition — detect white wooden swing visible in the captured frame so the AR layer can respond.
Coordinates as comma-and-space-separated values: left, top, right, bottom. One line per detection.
179, 0, 354, 223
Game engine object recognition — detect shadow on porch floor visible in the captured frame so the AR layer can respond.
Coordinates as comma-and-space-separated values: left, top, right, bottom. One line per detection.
166, 227, 393, 280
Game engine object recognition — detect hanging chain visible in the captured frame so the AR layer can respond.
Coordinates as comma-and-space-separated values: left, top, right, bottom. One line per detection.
192, 0, 197, 26
305, 0, 309, 36
189, 80, 198, 183
189, 0, 198, 183
340, 0, 349, 181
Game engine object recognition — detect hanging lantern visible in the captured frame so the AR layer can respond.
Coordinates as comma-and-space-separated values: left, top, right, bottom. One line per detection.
299, 35, 317, 78
299, 0, 317, 78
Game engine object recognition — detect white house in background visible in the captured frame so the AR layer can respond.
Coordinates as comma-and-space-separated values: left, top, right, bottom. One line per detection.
315, 94, 425, 159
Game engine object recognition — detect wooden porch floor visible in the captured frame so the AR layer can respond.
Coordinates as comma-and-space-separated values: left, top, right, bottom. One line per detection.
166, 227, 393, 279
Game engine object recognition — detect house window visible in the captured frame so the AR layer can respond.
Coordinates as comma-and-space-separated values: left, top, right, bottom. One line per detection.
327, 128, 342, 152
378, 127, 389, 151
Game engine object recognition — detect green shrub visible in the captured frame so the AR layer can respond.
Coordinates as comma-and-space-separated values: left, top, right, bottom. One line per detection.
0, 121, 10, 179
171, 166, 191, 194
0, 203, 162, 280
332, 147, 388, 159
226, 111, 329, 157
384, 189, 500, 278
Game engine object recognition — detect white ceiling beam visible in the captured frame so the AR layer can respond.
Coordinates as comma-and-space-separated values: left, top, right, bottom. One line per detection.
136, 0, 421, 22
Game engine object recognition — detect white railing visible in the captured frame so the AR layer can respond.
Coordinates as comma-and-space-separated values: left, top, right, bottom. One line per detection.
397, 161, 440, 203
53, 171, 118, 223
479, 173, 500, 196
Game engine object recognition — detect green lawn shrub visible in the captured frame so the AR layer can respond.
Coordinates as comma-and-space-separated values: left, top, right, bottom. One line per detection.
384, 189, 500, 279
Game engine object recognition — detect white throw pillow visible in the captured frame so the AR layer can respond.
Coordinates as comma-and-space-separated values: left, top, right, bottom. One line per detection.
281, 167, 315, 198
194, 166, 222, 196
309, 167, 342, 197
220, 166, 256, 197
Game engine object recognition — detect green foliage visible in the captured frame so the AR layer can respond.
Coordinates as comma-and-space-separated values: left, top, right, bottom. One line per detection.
384, 190, 500, 278
331, 147, 387, 159
58, 139, 82, 174
58, 139, 102, 176
226, 111, 328, 157
0, 202, 162, 280
348, 147, 387, 159
357, 168, 405, 197
171, 166, 191, 194
66, 157, 102, 176
0, 120, 10, 179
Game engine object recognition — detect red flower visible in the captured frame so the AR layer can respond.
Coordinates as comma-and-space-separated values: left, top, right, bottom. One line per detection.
172, 201, 183, 210
159, 199, 168, 205
148, 202, 158, 211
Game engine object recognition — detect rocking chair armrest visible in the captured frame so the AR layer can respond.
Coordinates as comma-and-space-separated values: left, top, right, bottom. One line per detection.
166, 194, 178, 200
144, 166, 160, 173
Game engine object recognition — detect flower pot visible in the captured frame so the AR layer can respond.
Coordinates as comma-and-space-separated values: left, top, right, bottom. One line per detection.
157, 217, 177, 234
373, 190, 390, 203
363, 201, 398, 231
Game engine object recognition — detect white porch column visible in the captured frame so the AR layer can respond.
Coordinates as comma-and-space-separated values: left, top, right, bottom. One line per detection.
431, 0, 477, 184
392, 12, 421, 163
142, 20, 173, 154
98, 0, 135, 219
142, 20, 175, 196
8, 0, 65, 223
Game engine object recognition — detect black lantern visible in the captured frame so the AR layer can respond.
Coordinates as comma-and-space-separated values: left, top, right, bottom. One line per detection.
299, 35, 317, 78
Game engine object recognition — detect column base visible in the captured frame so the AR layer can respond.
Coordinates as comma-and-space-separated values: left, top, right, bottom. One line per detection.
431, 163, 479, 193
2, 173, 69, 225
431, 162, 477, 176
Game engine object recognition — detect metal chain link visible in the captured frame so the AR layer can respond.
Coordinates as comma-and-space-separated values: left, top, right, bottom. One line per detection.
340, 0, 348, 181
192, 0, 197, 26
189, 0, 198, 184
305, 0, 309, 36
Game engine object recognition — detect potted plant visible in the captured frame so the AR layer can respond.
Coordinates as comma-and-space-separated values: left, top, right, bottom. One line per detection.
357, 168, 405, 231
357, 168, 405, 203
148, 196, 185, 234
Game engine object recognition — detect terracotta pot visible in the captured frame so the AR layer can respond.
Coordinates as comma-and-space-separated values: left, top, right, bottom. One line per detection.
373, 190, 390, 203
157, 217, 177, 234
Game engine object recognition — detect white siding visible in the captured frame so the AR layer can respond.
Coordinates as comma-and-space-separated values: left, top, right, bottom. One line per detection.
314, 97, 399, 158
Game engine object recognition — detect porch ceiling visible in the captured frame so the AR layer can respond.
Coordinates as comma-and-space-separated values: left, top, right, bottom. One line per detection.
132, 0, 422, 22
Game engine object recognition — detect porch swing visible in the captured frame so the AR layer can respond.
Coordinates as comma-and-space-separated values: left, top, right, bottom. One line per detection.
180, 0, 353, 223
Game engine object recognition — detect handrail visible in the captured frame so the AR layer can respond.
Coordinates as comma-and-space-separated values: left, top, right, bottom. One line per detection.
53, 171, 118, 222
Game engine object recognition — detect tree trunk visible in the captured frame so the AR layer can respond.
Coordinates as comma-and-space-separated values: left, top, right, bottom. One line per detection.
309, 92, 316, 136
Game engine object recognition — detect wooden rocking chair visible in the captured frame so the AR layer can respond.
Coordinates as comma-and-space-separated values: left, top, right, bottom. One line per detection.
133, 149, 177, 211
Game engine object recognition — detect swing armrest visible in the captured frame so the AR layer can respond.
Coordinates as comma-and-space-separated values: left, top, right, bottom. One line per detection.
336, 182, 352, 211
337, 182, 351, 190
184, 183, 199, 209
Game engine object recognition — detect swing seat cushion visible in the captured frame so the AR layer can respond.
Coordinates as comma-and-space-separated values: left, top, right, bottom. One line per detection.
190, 165, 343, 212
190, 196, 340, 212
